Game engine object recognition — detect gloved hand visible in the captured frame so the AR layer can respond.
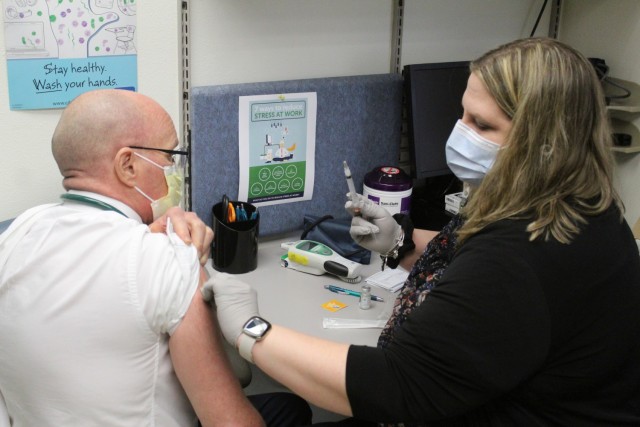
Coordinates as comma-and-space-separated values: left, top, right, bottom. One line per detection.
201, 273, 259, 346
345, 193, 402, 255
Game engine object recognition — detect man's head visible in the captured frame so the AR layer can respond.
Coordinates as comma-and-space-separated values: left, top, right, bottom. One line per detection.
51, 89, 181, 224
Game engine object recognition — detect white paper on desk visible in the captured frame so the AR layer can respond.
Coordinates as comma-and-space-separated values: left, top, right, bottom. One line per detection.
366, 268, 409, 292
323, 318, 386, 329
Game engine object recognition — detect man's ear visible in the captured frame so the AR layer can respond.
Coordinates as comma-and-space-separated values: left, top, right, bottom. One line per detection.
114, 147, 137, 187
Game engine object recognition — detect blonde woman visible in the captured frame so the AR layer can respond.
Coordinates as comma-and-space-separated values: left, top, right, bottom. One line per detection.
205, 38, 640, 426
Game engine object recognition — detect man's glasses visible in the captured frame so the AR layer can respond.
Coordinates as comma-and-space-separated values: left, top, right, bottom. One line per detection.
129, 146, 188, 165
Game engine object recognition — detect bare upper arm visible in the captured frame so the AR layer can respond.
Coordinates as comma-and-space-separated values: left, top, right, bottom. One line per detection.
169, 267, 264, 427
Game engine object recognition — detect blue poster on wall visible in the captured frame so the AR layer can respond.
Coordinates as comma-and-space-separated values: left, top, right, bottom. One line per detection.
3, 0, 137, 110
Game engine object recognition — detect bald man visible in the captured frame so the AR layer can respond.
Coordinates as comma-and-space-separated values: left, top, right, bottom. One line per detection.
0, 90, 265, 426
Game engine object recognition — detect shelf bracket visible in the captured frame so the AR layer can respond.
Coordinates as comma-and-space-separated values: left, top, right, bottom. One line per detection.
548, 0, 562, 38
181, 0, 192, 210
390, 0, 404, 74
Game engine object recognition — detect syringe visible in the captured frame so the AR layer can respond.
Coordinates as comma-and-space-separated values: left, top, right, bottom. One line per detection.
343, 160, 357, 200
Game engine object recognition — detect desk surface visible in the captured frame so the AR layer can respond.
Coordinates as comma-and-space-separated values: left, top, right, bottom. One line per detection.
206, 233, 397, 347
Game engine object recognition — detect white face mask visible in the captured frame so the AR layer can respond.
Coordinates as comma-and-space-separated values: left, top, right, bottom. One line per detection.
445, 120, 501, 186
134, 152, 184, 220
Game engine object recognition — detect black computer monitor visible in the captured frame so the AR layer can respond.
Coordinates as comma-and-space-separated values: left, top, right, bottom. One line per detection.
404, 61, 470, 180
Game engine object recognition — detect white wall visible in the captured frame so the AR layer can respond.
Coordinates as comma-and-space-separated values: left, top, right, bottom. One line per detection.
189, 0, 550, 87
0, 2, 182, 221
189, 0, 394, 86
11, 0, 637, 224
559, 0, 640, 224
401, 0, 547, 65
0, 0, 550, 221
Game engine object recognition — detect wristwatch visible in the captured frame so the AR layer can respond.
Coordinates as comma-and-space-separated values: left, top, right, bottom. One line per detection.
237, 316, 272, 364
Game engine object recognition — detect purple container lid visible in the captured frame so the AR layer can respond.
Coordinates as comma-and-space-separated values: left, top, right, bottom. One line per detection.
364, 166, 412, 191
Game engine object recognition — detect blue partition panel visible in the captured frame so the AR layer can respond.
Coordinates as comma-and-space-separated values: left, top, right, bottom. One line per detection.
191, 73, 403, 236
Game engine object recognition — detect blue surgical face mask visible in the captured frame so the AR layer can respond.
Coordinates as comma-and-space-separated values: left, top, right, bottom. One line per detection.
445, 120, 501, 186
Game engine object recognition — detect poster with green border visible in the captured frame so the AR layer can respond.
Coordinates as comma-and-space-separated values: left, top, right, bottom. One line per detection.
238, 92, 317, 206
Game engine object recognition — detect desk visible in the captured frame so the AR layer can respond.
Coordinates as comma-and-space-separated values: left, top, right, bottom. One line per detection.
206, 232, 397, 347
205, 232, 399, 422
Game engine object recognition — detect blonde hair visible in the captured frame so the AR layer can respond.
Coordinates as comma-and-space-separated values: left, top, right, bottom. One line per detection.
458, 37, 622, 244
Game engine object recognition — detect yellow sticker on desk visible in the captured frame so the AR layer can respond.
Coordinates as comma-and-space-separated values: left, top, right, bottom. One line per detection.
322, 299, 347, 312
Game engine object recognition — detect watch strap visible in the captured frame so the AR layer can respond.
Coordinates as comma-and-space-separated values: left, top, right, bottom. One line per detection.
383, 214, 415, 269
237, 333, 256, 364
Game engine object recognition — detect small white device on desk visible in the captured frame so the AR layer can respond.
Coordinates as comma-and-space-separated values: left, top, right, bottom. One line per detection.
280, 240, 364, 283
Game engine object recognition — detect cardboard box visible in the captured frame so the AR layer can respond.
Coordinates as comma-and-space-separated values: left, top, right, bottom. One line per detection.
444, 203, 459, 215
633, 217, 640, 240
444, 192, 464, 209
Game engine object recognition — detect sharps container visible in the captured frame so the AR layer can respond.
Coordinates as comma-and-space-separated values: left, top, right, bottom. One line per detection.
363, 166, 412, 216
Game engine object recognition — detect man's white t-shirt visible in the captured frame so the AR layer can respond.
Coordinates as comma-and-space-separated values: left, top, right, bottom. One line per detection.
0, 191, 201, 426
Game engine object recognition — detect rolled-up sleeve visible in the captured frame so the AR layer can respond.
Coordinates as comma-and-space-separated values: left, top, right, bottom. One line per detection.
133, 230, 200, 336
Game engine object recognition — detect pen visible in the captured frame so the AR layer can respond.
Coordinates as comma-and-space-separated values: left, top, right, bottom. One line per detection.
237, 204, 248, 221
343, 160, 357, 201
324, 284, 384, 302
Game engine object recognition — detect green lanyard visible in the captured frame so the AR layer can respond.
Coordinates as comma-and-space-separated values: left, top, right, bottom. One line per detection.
60, 193, 128, 218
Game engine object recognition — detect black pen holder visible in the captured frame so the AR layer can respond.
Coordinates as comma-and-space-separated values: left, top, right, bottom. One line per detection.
211, 201, 259, 274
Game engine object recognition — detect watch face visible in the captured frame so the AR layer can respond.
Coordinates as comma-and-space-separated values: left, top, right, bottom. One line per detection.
244, 316, 272, 340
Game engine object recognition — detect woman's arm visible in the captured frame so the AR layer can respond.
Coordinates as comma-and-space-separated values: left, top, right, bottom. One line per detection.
253, 325, 353, 416
206, 274, 354, 415
399, 228, 438, 270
